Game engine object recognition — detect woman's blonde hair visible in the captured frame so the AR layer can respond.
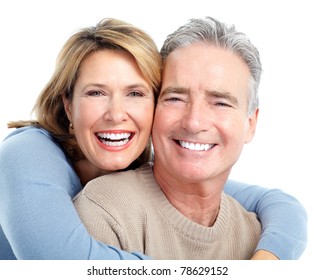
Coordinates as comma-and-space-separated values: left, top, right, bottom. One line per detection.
9, 18, 161, 165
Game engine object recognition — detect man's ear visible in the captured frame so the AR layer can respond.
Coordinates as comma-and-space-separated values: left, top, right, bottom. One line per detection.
62, 94, 72, 123
245, 108, 259, 144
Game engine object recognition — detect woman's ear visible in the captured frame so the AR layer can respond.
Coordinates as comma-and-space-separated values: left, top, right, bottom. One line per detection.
62, 94, 73, 123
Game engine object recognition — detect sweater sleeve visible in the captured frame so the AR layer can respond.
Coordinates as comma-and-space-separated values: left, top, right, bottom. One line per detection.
224, 179, 307, 259
0, 128, 147, 260
74, 193, 125, 249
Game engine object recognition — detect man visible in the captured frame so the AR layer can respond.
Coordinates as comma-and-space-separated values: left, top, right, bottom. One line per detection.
73, 17, 299, 259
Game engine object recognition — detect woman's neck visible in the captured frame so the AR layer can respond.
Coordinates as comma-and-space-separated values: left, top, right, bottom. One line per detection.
73, 159, 112, 186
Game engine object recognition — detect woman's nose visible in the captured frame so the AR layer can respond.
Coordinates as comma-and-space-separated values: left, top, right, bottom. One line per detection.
103, 96, 128, 123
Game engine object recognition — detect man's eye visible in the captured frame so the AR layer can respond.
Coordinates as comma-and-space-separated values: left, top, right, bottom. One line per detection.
215, 102, 231, 107
166, 97, 182, 102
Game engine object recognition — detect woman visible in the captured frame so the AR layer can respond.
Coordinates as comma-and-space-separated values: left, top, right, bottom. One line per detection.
0, 18, 307, 259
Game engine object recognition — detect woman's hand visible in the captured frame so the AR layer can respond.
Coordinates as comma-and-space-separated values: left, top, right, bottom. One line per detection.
251, 250, 279, 260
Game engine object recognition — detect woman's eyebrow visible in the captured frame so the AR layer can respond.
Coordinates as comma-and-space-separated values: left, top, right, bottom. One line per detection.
80, 82, 150, 92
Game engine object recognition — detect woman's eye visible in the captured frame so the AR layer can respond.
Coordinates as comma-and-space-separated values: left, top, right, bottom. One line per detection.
87, 91, 103, 97
128, 91, 143, 97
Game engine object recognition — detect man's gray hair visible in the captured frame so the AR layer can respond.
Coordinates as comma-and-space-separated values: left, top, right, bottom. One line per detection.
160, 17, 262, 116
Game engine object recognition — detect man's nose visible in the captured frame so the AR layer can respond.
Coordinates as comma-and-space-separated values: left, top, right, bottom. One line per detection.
181, 101, 212, 134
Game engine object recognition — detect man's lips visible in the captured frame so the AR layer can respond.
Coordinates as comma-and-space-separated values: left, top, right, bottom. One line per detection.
175, 140, 216, 151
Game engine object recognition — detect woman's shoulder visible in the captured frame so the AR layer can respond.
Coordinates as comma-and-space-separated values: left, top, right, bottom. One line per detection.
1, 126, 63, 156
0, 126, 81, 196
2, 126, 53, 143
0, 126, 70, 177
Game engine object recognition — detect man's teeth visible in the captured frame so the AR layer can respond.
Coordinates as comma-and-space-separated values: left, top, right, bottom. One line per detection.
179, 140, 214, 151
97, 132, 131, 146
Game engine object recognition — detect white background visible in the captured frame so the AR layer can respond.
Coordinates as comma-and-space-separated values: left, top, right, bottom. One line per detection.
0, 0, 313, 261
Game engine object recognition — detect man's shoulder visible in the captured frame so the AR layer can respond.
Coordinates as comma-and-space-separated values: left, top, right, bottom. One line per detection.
222, 192, 261, 230
80, 163, 153, 208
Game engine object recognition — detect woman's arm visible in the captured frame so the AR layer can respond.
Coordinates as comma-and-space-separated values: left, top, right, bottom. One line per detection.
224, 179, 307, 260
0, 127, 148, 260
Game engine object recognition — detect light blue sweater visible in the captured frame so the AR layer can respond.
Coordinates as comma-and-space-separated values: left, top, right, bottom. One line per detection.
0, 127, 307, 259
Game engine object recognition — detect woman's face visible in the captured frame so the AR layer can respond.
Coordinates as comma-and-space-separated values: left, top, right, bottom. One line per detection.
63, 49, 155, 173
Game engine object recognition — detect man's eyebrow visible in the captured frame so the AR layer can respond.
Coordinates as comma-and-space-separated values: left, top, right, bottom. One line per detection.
206, 90, 239, 105
160, 87, 239, 105
160, 87, 189, 97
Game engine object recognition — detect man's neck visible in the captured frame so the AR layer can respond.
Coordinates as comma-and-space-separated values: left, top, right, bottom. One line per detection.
153, 169, 226, 227
167, 192, 221, 227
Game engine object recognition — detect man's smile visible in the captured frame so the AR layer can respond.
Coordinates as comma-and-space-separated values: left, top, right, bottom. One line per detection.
175, 140, 216, 151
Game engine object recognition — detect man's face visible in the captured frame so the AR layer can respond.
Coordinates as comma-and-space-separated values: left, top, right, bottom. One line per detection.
152, 43, 258, 185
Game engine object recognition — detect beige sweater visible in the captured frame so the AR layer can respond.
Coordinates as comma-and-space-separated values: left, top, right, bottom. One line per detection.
74, 163, 261, 260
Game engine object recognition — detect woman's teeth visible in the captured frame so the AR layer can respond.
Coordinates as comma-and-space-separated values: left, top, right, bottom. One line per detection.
97, 132, 131, 146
